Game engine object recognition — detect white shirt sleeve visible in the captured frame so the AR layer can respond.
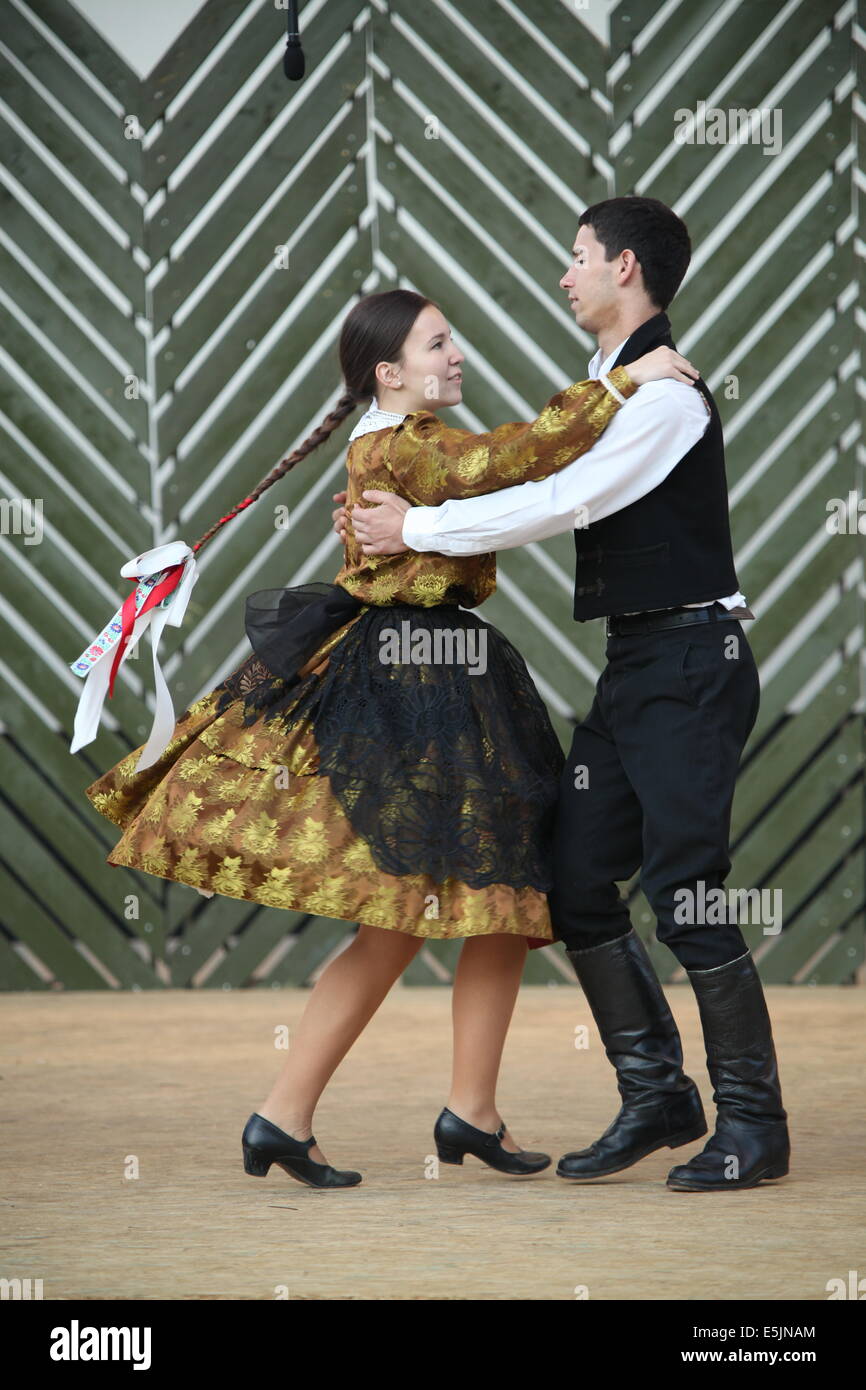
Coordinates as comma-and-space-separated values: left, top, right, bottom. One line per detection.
400, 379, 711, 556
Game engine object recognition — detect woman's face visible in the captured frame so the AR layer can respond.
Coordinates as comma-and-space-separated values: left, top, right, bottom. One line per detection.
374, 304, 464, 412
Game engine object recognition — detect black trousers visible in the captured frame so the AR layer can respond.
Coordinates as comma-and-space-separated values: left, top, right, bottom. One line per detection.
548, 613, 761, 971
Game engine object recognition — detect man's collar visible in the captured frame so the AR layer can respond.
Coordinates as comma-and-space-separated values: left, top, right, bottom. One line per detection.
589, 338, 628, 379
588, 311, 672, 377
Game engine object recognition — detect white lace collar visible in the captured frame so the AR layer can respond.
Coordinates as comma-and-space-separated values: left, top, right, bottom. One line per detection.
348, 399, 407, 440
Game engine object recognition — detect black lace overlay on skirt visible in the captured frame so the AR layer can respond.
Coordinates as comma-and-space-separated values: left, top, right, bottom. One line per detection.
213, 590, 565, 892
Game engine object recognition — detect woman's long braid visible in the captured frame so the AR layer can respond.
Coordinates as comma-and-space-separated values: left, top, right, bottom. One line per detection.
191, 391, 359, 553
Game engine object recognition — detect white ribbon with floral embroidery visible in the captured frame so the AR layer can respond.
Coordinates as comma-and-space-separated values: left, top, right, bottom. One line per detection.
69, 542, 199, 771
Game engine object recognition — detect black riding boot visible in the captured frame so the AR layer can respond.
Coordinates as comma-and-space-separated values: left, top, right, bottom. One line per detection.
667, 949, 790, 1191
557, 928, 707, 1180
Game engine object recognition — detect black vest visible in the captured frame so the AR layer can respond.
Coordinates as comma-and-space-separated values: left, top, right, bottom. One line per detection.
572, 311, 741, 620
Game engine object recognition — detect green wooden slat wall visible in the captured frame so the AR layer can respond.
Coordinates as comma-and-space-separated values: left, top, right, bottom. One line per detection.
0, 0, 862, 990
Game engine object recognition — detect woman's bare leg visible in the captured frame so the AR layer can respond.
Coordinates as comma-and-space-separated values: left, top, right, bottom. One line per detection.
256, 922, 424, 1163
447, 933, 530, 1153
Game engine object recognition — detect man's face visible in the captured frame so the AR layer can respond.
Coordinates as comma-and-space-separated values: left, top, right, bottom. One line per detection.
559, 223, 620, 334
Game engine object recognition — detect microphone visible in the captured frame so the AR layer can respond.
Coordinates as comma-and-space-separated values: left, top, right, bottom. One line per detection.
283, 0, 306, 81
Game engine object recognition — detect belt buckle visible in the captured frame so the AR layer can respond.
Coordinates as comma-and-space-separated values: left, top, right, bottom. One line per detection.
606, 611, 639, 636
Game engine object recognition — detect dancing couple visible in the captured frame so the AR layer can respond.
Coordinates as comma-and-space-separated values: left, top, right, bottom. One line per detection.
84, 195, 788, 1194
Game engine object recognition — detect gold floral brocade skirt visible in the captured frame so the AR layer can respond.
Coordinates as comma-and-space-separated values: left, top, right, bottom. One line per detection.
84, 622, 556, 947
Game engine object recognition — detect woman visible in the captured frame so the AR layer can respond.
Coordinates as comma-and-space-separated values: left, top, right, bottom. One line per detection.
84, 290, 697, 1190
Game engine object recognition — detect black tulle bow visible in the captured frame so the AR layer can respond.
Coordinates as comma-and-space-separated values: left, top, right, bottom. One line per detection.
244, 582, 364, 684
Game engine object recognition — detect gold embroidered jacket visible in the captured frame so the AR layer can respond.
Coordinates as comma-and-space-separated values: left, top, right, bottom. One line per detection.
334, 365, 638, 608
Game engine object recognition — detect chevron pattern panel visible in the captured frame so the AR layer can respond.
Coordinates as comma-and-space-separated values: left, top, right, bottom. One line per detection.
0, 0, 862, 991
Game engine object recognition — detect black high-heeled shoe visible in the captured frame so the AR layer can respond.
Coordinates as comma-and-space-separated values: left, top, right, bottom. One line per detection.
433, 1107, 551, 1174
242, 1113, 362, 1188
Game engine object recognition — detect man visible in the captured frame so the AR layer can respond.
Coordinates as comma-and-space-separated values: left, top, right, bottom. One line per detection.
333, 196, 789, 1193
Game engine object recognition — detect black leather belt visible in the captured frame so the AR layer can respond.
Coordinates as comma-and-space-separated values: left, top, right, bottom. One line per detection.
606, 602, 744, 638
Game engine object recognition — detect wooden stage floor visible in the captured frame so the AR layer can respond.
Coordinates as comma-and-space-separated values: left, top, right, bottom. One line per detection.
1, 984, 863, 1301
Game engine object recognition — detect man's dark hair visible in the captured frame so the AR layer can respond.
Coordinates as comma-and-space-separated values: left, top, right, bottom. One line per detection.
578, 196, 691, 310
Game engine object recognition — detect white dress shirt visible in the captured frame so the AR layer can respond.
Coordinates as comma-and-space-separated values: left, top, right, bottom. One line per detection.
396, 338, 751, 618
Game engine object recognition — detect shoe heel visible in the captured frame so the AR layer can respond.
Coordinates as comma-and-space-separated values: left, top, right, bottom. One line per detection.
436, 1142, 465, 1165
243, 1145, 272, 1177
766, 1159, 789, 1178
